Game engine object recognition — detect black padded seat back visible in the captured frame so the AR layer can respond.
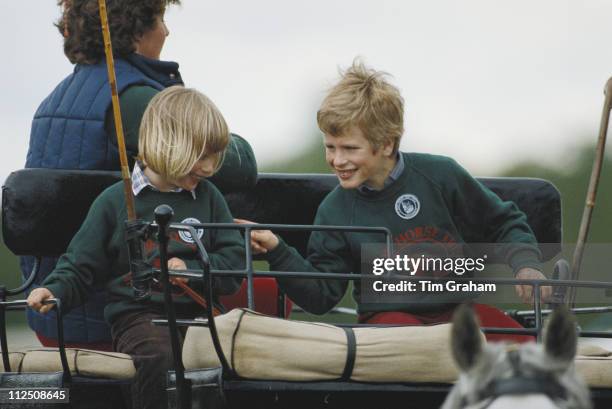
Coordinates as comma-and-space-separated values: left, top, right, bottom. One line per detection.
3, 169, 121, 257
226, 174, 562, 261
2, 169, 561, 261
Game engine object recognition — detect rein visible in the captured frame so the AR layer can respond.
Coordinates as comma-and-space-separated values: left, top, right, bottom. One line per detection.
171, 279, 222, 316
462, 350, 568, 408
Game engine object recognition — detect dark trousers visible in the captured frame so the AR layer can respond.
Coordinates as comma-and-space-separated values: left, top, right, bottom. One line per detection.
111, 310, 185, 409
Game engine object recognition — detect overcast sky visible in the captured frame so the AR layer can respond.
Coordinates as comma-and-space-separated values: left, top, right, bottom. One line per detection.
2, 0, 612, 181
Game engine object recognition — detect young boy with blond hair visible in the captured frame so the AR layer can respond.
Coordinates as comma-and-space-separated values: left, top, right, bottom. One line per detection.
28, 86, 244, 409
242, 60, 550, 342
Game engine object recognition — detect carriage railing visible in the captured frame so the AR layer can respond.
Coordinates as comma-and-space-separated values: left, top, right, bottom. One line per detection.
144, 208, 612, 408
1, 258, 41, 297
166, 222, 393, 308
158, 222, 612, 340
0, 298, 71, 382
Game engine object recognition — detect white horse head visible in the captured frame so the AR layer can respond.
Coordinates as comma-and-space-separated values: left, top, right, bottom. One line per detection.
441, 305, 592, 409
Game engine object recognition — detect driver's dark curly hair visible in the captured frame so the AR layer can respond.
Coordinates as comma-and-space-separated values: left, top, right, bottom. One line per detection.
56, 0, 181, 64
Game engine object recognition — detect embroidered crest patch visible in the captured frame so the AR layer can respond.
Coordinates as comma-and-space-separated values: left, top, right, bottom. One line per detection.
178, 217, 205, 244
394, 194, 420, 220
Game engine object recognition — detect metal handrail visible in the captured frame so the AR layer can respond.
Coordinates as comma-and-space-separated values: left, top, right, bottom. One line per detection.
0, 257, 42, 302
156, 219, 612, 360
168, 223, 235, 379
154, 206, 190, 409
150, 217, 612, 407
0, 298, 71, 383
169, 222, 393, 310
157, 268, 612, 289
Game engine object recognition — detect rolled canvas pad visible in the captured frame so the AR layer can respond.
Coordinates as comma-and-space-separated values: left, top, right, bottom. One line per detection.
0, 352, 27, 373
16, 348, 135, 379
183, 308, 461, 382
575, 344, 612, 388
352, 324, 459, 383
183, 309, 346, 380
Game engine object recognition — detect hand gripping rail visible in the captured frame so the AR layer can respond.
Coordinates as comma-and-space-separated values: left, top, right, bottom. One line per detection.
0, 298, 71, 383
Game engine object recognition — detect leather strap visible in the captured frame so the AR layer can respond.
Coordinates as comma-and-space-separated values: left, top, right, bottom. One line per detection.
340, 327, 356, 381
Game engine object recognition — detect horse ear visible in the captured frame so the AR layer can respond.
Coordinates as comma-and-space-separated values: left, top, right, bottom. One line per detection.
544, 305, 577, 363
451, 303, 483, 371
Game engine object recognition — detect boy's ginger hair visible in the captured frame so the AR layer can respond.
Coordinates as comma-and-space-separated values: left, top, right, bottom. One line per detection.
317, 59, 404, 153
138, 86, 229, 181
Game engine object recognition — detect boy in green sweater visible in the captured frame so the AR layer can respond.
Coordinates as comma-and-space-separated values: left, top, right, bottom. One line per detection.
28, 86, 244, 409
239, 61, 550, 343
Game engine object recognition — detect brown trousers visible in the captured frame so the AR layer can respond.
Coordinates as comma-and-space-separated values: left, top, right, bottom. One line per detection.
111, 310, 186, 409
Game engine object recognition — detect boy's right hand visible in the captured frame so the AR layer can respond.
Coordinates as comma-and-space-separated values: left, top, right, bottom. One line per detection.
168, 257, 189, 285
234, 219, 279, 254
27, 288, 56, 314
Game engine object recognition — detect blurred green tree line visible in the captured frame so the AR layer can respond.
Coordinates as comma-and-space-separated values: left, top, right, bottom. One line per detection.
503, 147, 612, 244
0, 222, 21, 289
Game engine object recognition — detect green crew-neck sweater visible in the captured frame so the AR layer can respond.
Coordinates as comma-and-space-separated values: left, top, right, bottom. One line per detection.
267, 152, 541, 315
43, 181, 244, 324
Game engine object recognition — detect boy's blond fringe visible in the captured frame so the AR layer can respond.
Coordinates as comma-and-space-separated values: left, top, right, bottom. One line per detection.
138, 86, 229, 181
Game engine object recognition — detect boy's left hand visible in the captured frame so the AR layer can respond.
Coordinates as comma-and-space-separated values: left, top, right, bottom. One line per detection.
168, 257, 188, 285
515, 267, 552, 304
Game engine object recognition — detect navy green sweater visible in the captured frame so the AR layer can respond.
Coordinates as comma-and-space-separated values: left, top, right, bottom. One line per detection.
43, 181, 244, 324
267, 152, 541, 314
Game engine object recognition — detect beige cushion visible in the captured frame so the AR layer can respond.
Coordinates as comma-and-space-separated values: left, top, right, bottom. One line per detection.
1, 348, 135, 380
351, 324, 458, 382
0, 352, 27, 373
183, 308, 463, 382
576, 344, 612, 388
184, 309, 612, 386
